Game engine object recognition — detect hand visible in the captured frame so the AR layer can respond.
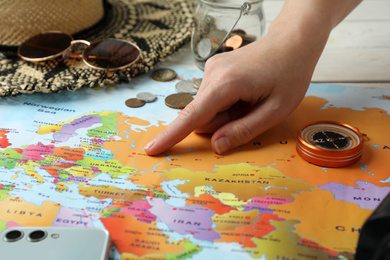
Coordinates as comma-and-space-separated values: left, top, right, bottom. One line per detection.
145, 33, 317, 155
144, 0, 361, 156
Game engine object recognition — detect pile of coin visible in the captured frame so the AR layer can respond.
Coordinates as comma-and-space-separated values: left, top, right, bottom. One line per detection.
126, 68, 202, 110
165, 78, 202, 109
195, 29, 257, 59
125, 98, 145, 108
125, 68, 176, 108
125, 92, 157, 108
175, 80, 198, 95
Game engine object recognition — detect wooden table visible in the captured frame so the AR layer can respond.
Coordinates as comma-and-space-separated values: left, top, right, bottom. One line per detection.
162, 0, 390, 88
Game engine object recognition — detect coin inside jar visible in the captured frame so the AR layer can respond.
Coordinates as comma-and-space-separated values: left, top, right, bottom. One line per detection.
241, 34, 257, 44
231, 29, 247, 36
125, 98, 146, 108
225, 35, 243, 50
151, 68, 177, 82
165, 93, 194, 109
209, 29, 229, 39
197, 38, 214, 58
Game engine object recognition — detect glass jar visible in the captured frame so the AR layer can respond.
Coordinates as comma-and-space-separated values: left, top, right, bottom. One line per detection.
191, 0, 266, 70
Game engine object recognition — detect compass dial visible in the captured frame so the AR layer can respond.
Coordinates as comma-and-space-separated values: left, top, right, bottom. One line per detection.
310, 130, 352, 150
296, 121, 364, 167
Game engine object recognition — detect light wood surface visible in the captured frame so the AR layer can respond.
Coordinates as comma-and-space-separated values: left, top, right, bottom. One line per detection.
161, 0, 390, 88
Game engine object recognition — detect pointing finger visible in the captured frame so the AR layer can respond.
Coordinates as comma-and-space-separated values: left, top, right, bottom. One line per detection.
144, 84, 238, 155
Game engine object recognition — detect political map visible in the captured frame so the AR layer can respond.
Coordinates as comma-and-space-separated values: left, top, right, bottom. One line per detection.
0, 67, 389, 260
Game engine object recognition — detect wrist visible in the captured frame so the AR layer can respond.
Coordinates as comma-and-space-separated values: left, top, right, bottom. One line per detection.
264, 4, 333, 78
267, 3, 332, 58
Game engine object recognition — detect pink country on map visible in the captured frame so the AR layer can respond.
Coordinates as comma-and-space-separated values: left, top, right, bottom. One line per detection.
120, 200, 157, 224
21, 143, 54, 161
185, 194, 237, 215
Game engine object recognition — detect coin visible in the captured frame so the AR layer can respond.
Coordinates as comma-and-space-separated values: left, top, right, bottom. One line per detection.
125, 98, 145, 108
175, 80, 198, 95
231, 29, 257, 45
136, 92, 157, 103
231, 29, 247, 36
209, 29, 228, 39
241, 34, 257, 43
197, 38, 214, 58
225, 35, 243, 50
165, 93, 194, 109
193, 78, 202, 90
151, 68, 177, 82
208, 37, 224, 46
218, 46, 234, 53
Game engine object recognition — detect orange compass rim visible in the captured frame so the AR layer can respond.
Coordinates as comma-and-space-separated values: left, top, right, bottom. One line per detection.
296, 120, 364, 167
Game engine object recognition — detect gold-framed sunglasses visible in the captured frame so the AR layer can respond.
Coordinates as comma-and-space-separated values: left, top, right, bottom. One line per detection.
18, 31, 143, 72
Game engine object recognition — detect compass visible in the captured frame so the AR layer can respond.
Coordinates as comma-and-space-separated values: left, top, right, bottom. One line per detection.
296, 121, 364, 167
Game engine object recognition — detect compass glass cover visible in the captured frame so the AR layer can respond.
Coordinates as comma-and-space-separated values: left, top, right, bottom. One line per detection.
301, 123, 360, 151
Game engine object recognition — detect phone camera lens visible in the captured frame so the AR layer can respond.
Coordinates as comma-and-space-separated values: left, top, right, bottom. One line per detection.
4, 230, 24, 242
27, 230, 47, 242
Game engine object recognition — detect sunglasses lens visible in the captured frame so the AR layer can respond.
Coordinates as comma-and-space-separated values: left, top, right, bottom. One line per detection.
83, 39, 140, 70
18, 32, 72, 61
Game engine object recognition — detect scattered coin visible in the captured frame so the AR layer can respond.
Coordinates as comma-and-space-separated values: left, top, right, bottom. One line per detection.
193, 78, 202, 90
125, 98, 145, 108
175, 80, 198, 95
151, 68, 177, 82
165, 93, 194, 109
136, 92, 157, 103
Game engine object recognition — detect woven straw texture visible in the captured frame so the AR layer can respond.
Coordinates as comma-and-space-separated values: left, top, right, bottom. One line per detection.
0, 0, 196, 97
0, 0, 105, 46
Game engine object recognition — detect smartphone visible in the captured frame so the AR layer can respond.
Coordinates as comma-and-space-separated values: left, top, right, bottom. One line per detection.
0, 227, 111, 260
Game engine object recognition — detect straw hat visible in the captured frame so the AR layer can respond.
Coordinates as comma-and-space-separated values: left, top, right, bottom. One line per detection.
0, 0, 196, 96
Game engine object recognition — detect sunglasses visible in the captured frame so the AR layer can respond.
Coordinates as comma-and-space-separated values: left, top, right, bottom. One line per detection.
18, 31, 143, 72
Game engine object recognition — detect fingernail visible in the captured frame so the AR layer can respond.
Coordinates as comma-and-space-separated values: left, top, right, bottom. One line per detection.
214, 137, 231, 155
144, 139, 156, 151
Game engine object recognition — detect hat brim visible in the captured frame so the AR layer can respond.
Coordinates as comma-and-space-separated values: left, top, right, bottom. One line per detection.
0, 0, 196, 97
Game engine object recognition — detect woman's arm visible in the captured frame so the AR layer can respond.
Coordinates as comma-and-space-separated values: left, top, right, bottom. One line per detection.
145, 0, 362, 155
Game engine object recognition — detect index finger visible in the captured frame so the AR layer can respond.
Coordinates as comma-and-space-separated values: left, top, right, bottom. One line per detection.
144, 84, 233, 155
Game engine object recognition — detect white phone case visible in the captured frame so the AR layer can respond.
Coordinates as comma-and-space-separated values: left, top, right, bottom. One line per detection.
0, 227, 111, 260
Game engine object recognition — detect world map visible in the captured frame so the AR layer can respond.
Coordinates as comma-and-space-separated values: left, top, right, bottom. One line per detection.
0, 67, 389, 260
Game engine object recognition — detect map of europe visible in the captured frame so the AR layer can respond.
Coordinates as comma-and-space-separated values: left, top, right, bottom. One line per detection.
0, 67, 389, 260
